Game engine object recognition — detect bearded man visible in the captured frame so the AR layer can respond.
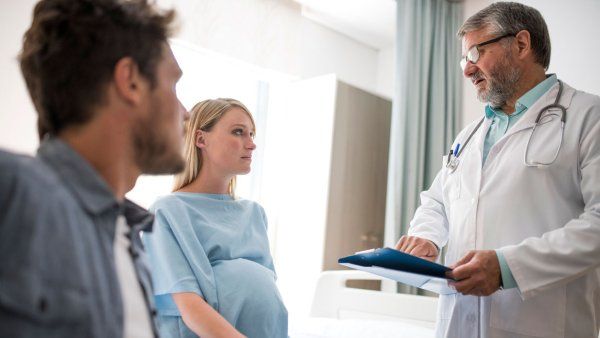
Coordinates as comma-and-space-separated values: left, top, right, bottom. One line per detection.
396, 2, 600, 337
0, 0, 189, 337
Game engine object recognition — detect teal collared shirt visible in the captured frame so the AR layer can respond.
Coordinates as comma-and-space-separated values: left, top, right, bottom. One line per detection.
485, 74, 558, 290
483, 74, 558, 163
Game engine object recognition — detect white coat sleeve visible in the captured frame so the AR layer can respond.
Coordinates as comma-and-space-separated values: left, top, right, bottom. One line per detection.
407, 169, 450, 250
500, 103, 600, 300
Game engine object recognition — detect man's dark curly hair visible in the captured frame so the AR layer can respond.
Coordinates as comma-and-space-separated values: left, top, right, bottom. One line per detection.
19, 0, 176, 139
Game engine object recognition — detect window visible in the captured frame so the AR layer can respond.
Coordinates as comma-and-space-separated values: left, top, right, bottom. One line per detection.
127, 39, 291, 207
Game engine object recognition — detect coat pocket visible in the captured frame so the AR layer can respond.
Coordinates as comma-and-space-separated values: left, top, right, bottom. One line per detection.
490, 287, 565, 337
0, 273, 88, 328
442, 156, 461, 201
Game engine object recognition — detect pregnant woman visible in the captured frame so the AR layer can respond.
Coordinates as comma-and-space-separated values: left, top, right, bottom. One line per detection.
143, 98, 288, 338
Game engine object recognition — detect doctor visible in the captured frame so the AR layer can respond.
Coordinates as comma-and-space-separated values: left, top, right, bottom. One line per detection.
396, 2, 600, 338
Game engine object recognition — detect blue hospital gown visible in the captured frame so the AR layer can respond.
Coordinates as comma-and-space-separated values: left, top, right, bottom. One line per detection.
143, 192, 288, 338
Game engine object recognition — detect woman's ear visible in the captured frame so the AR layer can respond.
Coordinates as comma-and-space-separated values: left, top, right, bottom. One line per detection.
195, 129, 207, 148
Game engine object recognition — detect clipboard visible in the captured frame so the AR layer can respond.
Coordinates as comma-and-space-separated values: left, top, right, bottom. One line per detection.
338, 247, 457, 295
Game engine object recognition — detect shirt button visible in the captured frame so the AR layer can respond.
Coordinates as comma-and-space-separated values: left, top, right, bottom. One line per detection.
129, 247, 139, 258
38, 297, 48, 313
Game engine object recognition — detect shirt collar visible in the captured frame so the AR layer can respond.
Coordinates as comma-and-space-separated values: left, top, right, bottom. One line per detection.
123, 199, 155, 232
37, 137, 153, 231
484, 74, 558, 119
518, 73, 558, 110
484, 105, 500, 119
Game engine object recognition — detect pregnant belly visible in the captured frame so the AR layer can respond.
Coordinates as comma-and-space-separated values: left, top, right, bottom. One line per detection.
212, 259, 288, 336
213, 258, 285, 312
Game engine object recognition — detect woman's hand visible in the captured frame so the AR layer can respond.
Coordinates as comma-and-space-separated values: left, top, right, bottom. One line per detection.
172, 292, 246, 338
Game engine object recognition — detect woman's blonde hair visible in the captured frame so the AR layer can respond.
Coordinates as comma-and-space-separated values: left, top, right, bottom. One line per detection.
173, 98, 256, 195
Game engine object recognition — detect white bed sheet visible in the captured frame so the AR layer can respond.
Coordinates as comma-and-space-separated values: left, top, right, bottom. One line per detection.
289, 317, 435, 338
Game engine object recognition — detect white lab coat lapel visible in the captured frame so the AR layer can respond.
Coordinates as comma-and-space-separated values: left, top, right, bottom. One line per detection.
443, 117, 490, 267
471, 120, 489, 248
460, 117, 489, 199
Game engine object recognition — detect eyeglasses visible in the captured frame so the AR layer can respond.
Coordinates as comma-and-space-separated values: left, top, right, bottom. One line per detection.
460, 33, 516, 70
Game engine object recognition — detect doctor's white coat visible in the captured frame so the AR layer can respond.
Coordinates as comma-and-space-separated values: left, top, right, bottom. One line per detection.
408, 81, 600, 338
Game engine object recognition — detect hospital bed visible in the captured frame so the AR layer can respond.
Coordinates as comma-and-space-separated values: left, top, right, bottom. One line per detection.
289, 270, 437, 338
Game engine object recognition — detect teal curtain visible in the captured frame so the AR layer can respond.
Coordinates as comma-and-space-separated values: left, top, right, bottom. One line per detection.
384, 0, 463, 293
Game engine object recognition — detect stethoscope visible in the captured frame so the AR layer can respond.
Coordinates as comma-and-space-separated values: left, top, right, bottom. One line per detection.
446, 80, 567, 173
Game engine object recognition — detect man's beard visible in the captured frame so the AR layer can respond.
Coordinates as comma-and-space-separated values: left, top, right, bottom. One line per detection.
132, 103, 185, 175
474, 52, 521, 109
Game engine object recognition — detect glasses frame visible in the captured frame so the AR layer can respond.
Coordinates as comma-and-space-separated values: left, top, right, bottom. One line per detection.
460, 33, 516, 70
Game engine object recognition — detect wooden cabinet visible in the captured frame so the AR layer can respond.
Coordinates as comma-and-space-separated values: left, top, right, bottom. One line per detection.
322, 80, 391, 271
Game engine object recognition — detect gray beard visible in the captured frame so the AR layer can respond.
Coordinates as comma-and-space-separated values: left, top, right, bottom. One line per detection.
476, 56, 521, 109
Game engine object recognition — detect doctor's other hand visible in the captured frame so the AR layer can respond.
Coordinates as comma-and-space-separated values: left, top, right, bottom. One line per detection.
447, 250, 501, 297
395, 236, 439, 262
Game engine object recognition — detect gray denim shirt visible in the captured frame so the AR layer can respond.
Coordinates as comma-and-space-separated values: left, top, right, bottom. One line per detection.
0, 138, 158, 338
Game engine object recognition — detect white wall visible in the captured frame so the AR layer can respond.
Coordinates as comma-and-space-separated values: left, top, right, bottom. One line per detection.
0, 0, 39, 154
376, 46, 395, 100
158, 0, 383, 95
461, 0, 600, 127
0, 0, 389, 153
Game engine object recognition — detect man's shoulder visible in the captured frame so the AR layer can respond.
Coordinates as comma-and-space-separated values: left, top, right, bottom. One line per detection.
0, 150, 83, 267
570, 87, 600, 108
0, 149, 76, 220
0, 149, 34, 171
0, 149, 62, 195
561, 84, 600, 127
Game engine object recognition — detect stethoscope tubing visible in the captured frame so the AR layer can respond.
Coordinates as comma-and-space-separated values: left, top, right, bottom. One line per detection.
446, 80, 566, 171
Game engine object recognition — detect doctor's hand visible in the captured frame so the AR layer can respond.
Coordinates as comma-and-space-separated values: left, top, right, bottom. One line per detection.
395, 236, 439, 262
446, 250, 501, 297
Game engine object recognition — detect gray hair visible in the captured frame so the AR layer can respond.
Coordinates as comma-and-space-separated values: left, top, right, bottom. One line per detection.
457, 2, 551, 69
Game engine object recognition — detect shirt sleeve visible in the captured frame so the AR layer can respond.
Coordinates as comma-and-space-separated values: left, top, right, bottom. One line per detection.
495, 250, 518, 289
0, 155, 85, 323
143, 205, 216, 314
0, 158, 37, 313
256, 203, 277, 278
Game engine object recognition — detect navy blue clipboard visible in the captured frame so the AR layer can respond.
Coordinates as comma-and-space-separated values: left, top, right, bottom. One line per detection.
338, 248, 457, 294
338, 248, 452, 279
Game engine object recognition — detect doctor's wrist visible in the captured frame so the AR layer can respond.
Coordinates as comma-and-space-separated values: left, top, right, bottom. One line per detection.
428, 240, 440, 253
